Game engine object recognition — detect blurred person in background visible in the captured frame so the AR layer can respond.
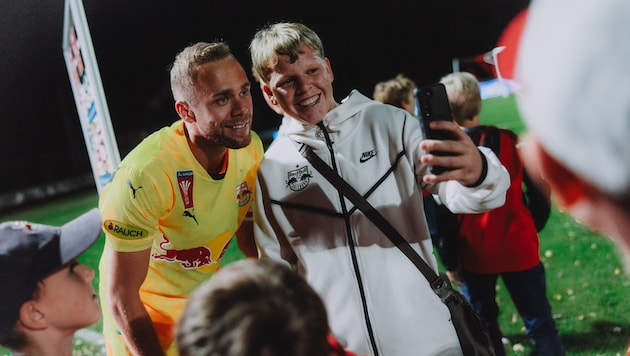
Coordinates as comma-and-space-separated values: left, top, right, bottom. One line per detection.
372, 73, 453, 271
372, 73, 416, 115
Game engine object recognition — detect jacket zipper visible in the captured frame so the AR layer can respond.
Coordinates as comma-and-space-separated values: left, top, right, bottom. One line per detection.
317, 122, 380, 356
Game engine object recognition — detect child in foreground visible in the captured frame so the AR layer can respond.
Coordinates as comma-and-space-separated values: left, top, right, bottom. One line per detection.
0, 208, 102, 356
177, 258, 360, 356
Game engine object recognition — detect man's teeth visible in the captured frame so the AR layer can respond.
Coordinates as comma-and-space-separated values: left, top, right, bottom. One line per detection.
230, 123, 247, 129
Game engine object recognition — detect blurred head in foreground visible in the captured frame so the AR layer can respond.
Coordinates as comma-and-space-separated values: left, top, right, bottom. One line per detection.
177, 258, 333, 356
515, 0, 630, 265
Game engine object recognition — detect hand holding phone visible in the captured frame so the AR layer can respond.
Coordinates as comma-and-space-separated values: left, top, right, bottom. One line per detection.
415, 83, 455, 174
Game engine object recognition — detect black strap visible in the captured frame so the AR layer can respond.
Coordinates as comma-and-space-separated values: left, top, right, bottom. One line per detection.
303, 148, 445, 290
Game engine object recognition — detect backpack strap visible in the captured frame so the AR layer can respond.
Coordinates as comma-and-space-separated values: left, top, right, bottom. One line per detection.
469, 125, 501, 156
469, 125, 551, 232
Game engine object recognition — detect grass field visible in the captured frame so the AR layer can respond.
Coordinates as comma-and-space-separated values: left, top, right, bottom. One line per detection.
1, 94, 629, 355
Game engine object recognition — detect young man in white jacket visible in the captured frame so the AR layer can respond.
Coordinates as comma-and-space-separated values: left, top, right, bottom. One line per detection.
250, 22, 509, 356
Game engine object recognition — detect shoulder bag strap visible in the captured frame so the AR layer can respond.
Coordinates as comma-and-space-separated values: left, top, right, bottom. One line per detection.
303, 147, 446, 290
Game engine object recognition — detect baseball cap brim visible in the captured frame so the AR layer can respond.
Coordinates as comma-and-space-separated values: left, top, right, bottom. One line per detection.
59, 208, 102, 265
0, 208, 102, 340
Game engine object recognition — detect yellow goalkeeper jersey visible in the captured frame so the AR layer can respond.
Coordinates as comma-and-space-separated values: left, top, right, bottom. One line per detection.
98, 120, 263, 355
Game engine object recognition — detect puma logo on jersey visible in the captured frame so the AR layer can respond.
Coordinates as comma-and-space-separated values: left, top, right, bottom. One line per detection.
183, 210, 198, 225
127, 180, 143, 199
359, 150, 377, 163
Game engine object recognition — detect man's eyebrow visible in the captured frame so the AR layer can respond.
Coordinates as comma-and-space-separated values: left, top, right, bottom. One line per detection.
213, 82, 251, 97
212, 88, 235, 97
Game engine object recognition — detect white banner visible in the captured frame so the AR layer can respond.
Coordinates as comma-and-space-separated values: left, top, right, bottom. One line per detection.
62, 0, 120, 194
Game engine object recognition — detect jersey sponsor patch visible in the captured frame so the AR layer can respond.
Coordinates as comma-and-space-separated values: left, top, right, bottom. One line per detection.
104, 220, 148, 240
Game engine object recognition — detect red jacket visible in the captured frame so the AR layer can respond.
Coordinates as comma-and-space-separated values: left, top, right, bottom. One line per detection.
458, 127, 540, 273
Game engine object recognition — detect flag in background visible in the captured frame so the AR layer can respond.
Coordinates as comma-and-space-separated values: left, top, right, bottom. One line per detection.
452, 8, 528, 99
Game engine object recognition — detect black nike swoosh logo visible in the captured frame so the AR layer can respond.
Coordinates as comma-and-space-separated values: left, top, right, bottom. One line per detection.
359, 152, 377, 163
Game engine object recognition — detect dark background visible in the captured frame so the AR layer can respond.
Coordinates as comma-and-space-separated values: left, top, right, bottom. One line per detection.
0, 0, 528, 207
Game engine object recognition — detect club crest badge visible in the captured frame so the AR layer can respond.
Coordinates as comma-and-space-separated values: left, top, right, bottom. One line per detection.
236, 182, 252, 207
286, 166, 312, 191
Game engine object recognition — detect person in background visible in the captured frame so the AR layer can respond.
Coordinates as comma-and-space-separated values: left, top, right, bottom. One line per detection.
177, 258, 360, 356
372, 73, 416, 115
98, 41, 264, 355
440, 71, 565, 355
0, 209, 102, 356
250, 22, 510, 355
372, 73, 449, 269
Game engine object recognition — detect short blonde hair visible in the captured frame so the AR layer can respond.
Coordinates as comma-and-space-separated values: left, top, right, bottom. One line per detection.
250, 22, 324, 84
439, 71, 482, 124
169, 42, 233, 104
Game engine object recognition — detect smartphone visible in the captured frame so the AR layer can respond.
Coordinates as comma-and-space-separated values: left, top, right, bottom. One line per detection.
414, 83, 454, 174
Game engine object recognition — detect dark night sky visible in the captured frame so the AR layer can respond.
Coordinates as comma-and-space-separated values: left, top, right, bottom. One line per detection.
0, 0, 528, 198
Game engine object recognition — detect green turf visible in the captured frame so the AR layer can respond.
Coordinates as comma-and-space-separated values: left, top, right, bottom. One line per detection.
480, 93, 525, 134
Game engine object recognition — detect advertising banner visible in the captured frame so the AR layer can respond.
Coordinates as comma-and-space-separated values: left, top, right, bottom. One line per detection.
62, 0, 120, 194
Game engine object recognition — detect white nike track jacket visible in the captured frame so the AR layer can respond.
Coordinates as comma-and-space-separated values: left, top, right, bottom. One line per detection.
254, 90, 509, 356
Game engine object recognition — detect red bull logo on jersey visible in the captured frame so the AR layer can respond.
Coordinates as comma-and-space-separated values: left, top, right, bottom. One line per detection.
152, 235, 213, 269
177, 170, 194, 209
236, 182, 252, 207
105, 220, 148, 240
286, 166, 312, 191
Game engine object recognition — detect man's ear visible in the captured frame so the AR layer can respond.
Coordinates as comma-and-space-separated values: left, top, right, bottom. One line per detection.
324, 57, 334, 83
262, 84, 272, 97
262, 85, 277, 104
175, 101, 195, 123
18, 302, 47, 330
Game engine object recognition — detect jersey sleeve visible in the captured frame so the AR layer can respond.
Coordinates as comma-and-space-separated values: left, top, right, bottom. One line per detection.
99, 164, 172, 252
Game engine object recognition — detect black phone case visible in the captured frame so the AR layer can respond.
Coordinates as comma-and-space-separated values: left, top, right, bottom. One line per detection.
415, 83, 453, 174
